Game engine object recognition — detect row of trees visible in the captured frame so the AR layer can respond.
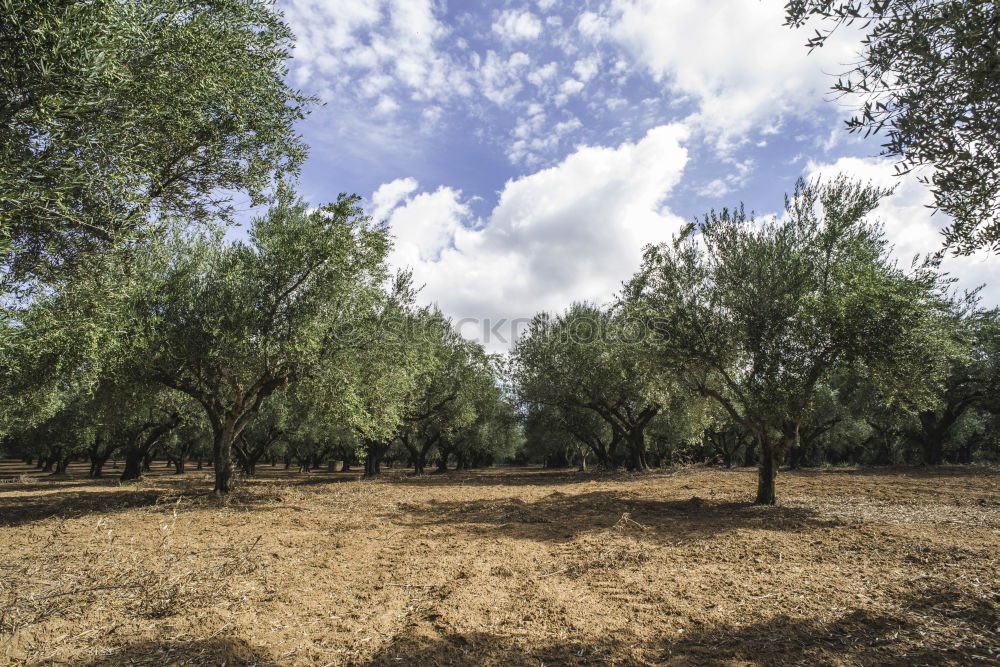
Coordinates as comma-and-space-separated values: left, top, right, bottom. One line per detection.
0, 191, 519, 490
1, 0, 520, 491
512, 177, 1000, 504
2, 0, 997, 505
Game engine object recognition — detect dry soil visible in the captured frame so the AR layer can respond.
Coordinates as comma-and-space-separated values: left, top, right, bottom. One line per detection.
0, 460, 997, 666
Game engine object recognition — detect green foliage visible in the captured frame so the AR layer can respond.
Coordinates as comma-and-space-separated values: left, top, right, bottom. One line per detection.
626, 175, 955, 501
512, 303, 687, 470
0, 248, 143, 436
1, 0, 310, 277
785, 0, 1000, 254
130, 188, 393, 491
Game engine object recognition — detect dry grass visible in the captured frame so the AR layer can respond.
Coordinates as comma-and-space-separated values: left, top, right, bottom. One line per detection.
0, 461, 997, 665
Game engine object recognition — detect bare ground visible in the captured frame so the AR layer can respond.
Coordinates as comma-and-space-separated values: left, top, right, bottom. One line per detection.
0, 460, 997, 666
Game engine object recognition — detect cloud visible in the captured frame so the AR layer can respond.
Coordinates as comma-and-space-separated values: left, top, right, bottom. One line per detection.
697, 178, 731, 198
573, 55, 602, 82
577, 11, 610, 39
374, 95, 399, 115
370, 177, 419, 222
285, 0, 470, 102
381, 183, 470, 264
527, 62, 559, 87
493, 8, 544, 42
604, 0, 859, 150
806, 157, 998, 306
378, 124, 692, 350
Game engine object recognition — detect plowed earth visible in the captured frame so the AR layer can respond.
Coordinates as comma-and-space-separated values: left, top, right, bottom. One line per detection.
1, 461, 997, 665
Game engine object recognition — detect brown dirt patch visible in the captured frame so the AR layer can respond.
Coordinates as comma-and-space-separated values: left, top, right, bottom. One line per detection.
1, 461, 997, 665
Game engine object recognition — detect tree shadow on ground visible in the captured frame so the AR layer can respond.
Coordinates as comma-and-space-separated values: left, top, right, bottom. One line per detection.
0, 478, 126, 493
80, 636, 278, 666
0, 488, 172, 527
365, 580, 996, 666
0, 473, 360, 526
281, 472, 365, 487
788, 464, 1000, 479
391, 489, 844, 546
383, 466, 727, 489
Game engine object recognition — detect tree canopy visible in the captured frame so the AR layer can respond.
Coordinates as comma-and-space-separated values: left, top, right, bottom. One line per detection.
1, 0, 309, 279
624, 176, 955, 503
785, 0, 1000, 254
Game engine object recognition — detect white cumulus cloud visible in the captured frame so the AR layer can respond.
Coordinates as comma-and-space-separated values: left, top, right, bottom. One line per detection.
493, 8, 544, 42
605, 0, 859, 150
378, 124, 692, 350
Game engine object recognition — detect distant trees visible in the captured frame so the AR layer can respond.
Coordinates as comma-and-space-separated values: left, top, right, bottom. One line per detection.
391, 312, 477, 475
512, 304, 702, 471
785, 0, 1000, 253
367, 310, 517, 476
913, 307, 1000, 464
522, 403, 613, 470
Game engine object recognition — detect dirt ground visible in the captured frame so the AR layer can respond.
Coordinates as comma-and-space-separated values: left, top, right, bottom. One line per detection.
0, 461, 997, 666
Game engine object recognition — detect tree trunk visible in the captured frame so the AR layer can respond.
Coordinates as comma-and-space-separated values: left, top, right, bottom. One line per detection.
743, 438, 757, 467
121, 450, 144, 481
364, 451, 382, 477
755, 443, 778, 505
174, 458, 186, 474
922, 431, 945, 465
213, 424, 236, 494
755, 423, 796, 506
626, 429, 648, 472
89, 456, 109, 478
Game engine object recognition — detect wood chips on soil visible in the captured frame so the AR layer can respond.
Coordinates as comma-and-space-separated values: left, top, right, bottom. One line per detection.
0, 461, 997, 665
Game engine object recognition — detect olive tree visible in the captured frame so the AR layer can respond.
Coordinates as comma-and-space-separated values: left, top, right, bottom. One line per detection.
393, 312, 497, 475
512, 304, 666, 470
785, 0, 1000, 253
914, 306, 1000, 463
522, 402, 613, 470
1, 0, 309, 277
134, 189, 392, 493
625, 175, 954, 504
435, 350, 515, 471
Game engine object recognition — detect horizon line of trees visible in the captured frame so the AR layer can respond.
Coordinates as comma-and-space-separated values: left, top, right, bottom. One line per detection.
2, 0, 998, 504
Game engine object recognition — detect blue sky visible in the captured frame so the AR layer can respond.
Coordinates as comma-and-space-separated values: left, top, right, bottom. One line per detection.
279, 0, 996, 349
